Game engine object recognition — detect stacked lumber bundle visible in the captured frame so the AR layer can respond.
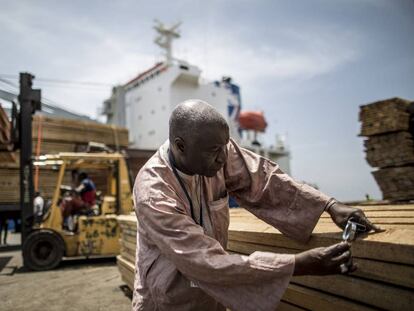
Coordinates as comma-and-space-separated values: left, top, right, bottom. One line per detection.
364, 131, 414, 167
117, 214, 137, 290
32, 114, 129, 154
359, 97, 412, 136
116, 205, 414, 310
0, 114, 129, 204
0, 104, 16, 162
0, 167, 109, 203
228, 207, 414, 311
372, 167, 414, 201
359, 97, 414, 201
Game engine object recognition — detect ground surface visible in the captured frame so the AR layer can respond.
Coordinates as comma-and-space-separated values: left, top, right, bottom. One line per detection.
0, 233, 132, 311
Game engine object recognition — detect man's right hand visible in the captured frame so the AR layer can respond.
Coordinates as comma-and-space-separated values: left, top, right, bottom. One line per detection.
293, 242, 356, 276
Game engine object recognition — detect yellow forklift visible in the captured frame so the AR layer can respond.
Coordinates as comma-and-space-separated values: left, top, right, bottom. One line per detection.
7, 72, 134, 271
22, 152, 133, 270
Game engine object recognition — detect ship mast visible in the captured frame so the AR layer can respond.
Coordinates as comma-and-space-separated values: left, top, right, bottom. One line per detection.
153, 20, 181, 64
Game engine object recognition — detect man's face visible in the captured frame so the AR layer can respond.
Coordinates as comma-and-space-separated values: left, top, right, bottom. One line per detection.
181, 125, 229, 177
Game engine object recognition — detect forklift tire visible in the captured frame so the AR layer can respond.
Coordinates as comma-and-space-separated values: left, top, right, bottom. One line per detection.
22, 230, 64, 271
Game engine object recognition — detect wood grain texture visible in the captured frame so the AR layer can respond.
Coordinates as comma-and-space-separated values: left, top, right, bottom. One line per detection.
116, 205, 414, 310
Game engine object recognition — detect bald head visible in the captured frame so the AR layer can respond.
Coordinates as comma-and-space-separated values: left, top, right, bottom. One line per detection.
168, 99, 230, 176
169, 99, 229, 144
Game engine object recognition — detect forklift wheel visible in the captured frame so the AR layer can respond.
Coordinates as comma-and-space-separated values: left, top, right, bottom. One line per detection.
22, 230, 64, 271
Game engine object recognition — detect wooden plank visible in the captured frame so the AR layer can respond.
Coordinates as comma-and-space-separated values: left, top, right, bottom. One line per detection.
229, 209, 414, 265
373, 166, 414, 201
120, 239, 136, 253
292, 275, 413, 311
228, 242, 413, 309
117, 255, 135, 290
118, 214, 137, 225
283, 284, 376, 311
227, 240, 414, 289
231, 210, 414, 219
120, 248, 135, 264
228, 229, 414, 265
308, 218, 414, 224
276, 301, 306, 311
121, 233, 136, 245
117, 255, 135, 273
319, 211, 414, 218
363, 131, 414, 168
0, 165, 110, 203
117, 263, 134, 290
356, 204, 414, 211
120, 228, 137, 237
32, 115, 129, 147
359, 97, 412, 136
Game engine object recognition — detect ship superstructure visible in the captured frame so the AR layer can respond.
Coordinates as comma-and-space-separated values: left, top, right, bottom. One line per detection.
101, 21, 290, 173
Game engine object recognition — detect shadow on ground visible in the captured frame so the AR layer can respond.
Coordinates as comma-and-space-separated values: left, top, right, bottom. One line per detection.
14, 256, 117, 273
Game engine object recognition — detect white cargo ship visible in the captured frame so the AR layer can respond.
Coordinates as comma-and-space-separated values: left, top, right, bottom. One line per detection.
101, 21, 290, 173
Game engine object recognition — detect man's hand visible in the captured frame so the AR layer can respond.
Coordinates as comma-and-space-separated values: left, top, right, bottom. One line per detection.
327, 201, 382, 233
293, 242, 356, 276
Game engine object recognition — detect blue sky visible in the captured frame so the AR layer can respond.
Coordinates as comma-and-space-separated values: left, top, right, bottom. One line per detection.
1, 0, 413, 200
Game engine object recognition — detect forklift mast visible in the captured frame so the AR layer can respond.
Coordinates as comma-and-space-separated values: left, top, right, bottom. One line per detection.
15, 72, 41, 243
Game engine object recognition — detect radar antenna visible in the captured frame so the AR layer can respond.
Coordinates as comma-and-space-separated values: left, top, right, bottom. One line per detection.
153, 19, 181, 64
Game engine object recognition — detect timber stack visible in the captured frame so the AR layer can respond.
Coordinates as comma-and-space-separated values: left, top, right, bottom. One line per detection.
116, 206, 414, 310
0, 112, 129, 204
117, 214, 136, 290
0, 105, 15, 162
359, 97, 414, 201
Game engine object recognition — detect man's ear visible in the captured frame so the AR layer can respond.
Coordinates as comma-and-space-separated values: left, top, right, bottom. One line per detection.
174, 137, 185, 153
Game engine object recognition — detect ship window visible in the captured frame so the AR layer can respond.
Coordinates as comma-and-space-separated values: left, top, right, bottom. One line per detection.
158, 86, 162, 92
148, 130, 155, 136
179, 65, 189, 71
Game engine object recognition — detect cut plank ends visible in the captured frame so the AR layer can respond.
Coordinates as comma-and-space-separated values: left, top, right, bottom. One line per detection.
359, 97, 414, 201
228, 207, 414, 311
116, 207, 414, 310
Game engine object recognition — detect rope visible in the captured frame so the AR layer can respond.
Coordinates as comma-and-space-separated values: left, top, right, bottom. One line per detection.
111, 124, 120, 151
34, 115, 43, 192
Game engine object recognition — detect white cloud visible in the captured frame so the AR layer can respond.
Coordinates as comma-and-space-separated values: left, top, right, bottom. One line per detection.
0, 3, 158, 117
1, 2, 362, 118
176, 27, 360, 86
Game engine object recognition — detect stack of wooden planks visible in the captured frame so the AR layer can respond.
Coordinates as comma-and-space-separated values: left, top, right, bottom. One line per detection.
116, 205, 414, 310
0, 167, 109, 203
228, 207, 414, 311
364, 131, 414, 168
359, 97, 412, 136
0, 104, 16, 162
372, 167, 414, 201
31, 114, 129, 154
0, 114, 129, 204
359, 97, 414, 201
117, 215, 137, 290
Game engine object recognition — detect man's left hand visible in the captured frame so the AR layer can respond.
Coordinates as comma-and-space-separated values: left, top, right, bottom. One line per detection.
327, 202, 383, 233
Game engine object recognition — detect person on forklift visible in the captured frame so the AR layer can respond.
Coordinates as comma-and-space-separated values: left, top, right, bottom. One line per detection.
75, 172, 97, 206
61, 171, 97, 230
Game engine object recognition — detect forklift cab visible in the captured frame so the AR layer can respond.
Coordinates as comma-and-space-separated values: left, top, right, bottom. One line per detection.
23, 152, 133, 271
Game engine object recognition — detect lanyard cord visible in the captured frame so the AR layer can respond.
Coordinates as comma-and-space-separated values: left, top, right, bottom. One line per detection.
168, 149, 203, 227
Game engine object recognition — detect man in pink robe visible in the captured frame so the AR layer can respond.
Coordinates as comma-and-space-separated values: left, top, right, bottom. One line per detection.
132, 100, 379, 311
